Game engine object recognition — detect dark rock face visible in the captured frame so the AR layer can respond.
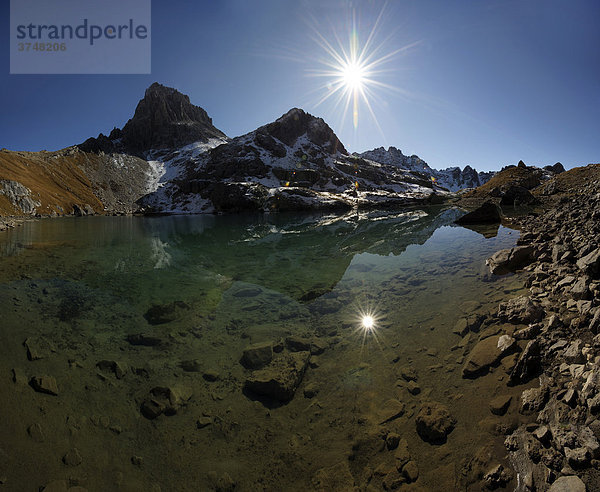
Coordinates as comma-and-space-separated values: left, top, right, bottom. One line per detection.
80, 83, 227, 155
455, 201, 502, 225
121, 83, 227, 152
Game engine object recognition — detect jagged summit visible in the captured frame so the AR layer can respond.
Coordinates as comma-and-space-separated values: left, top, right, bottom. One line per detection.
259, 108, 347, 155
359, 146, 494, 192
80, 82, 227, 154
121, 82, 227, 151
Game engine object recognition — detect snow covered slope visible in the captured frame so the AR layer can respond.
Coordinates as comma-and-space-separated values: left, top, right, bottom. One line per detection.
359, 146, 494, 192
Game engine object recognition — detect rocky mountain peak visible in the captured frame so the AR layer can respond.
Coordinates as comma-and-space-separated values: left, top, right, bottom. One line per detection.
121, 82, 227, 152
261, 108, 347, 155
79, 83, 227, 155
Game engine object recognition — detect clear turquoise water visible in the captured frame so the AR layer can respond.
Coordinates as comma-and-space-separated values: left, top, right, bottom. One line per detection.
0, 209, 528, 491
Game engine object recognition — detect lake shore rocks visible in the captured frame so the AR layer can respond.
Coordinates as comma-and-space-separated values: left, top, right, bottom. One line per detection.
482, 175, 600, 490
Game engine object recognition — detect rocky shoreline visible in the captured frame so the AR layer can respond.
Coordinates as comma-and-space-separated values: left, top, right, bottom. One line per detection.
0, 218, 23, 232
478, 180, 600, 490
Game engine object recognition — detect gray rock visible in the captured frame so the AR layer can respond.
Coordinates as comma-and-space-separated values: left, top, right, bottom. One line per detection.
563, 340, 585, 364
533, 425, 551, 443
244, 351, 310, 402
564, 446, 589, 467
29, 376, 58, 396
498, 296, 544, 324
548, 475, 586, 492
520, 387, 548, 415
571, 277, 591, 300
415, 402, 456, 443
509, 339, 541, 385
487, 245, 535, 275
577, 248, 600, 277
241, 342, 273, 369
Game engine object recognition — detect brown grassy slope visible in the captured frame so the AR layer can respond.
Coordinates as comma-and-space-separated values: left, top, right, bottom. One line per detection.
462, 166, 543, 200
0, 148, 104, 216
534, 163, 600, 198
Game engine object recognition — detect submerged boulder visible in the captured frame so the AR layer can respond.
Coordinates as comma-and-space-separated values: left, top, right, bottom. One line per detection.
244, 351, 310, 402
462, 335, 517, 378
415, 402, 456, 443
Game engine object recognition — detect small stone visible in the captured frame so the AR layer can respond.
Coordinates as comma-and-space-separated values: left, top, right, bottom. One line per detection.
402, 460, 419, 482
533, 425, 551, 443
400, 366, 417, 382
131, 455, 143, 467
564, 446, 590, 467
453, 318, 469, 337
62, 448, 82, 466
96, 360, 127, 379
29, 376, 58, 396
378, 399, 405, 424
382, 470, 406, 490
241, 342, 273, 369
180, 359, 202, 372
386, 432, 401, 450
12, 367, 27, 385
285, 336, 312, 352
489, 395, 512, 416
310, 339, 328, 355
394, 439, 411, 469
202, 370, 219, 382
303, 382, 319, 399
564, 340, 585, 364
126, 333, 163, 346
41, 480, 69, 492
27, 422, 45, 442
407, 381, 421, 395
563, 388, 578, 406
196, 416, 213, 429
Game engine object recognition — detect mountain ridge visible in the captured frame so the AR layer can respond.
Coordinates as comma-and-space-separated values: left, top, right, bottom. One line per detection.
0, 82, 574, 218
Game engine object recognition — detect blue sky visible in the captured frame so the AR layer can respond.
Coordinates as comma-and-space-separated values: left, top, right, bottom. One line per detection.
1, 0, 598, 172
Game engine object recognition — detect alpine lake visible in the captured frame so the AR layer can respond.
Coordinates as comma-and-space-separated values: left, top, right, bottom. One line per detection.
0, 207, 537, 491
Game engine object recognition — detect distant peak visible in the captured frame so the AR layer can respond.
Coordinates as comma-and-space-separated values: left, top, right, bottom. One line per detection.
261, 108, 347, 155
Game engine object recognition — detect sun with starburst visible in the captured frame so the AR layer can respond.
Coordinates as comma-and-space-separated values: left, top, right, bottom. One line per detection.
307, 7, 419, 134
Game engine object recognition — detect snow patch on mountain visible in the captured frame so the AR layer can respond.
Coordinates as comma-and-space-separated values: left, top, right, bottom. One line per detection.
359, 146, 494, 192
